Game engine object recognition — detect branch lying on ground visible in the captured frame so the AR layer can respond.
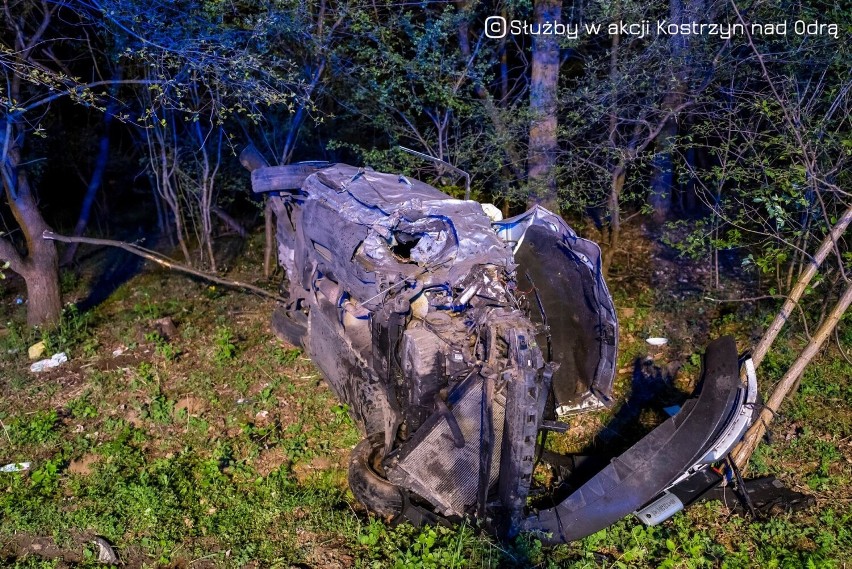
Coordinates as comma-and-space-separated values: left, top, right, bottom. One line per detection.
43, 231, 286, 303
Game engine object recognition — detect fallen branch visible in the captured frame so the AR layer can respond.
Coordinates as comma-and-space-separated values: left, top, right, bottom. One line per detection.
732, 281, 852, 470
43, 231, 286, 303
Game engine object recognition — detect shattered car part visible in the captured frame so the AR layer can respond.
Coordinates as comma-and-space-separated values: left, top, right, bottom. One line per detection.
243, 156, 760, 542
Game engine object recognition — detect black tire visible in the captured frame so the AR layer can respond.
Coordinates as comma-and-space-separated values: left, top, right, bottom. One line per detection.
348, 433, 404, 518
271, 306, 307, 346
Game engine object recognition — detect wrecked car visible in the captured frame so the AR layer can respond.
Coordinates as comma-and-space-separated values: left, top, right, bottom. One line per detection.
241, 155, 758, 543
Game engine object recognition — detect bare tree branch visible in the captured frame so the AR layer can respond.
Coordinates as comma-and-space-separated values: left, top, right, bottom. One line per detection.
43, 231, 286, 303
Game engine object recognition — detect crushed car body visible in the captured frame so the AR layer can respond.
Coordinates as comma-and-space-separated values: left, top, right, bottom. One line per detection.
242, 155, 759, 543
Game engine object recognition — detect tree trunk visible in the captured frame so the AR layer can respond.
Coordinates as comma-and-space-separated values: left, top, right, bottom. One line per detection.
601, 25, 622, 278
21, 251, 62, 327
264, 201, 276, 279
648, 122, 676, 223
526, 0, 562, 212
602, 166, 625, 276
1, 141, 62, 326
648, 0, 695, 223
0, 4, 62, 326
456, 5, 525, 182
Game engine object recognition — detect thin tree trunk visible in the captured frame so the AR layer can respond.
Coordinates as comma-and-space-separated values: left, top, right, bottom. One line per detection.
456, 4, 525, 181
1, 93, 62, 326
601, 25, 621, 277
602, 166, 625, 276
733, 280, 852, 470
263, 202, 275, 279
649, 0, 686, 222
526, 0, 562, 212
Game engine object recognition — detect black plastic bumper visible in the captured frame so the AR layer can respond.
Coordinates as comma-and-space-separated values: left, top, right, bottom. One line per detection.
523, 336, 744, 543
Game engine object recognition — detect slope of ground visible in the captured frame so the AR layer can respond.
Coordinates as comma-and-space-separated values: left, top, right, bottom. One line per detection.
1, 226, 850, 568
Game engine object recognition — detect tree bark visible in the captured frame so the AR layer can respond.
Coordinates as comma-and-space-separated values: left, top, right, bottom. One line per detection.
602, 165, 626, 276
0, 5, 62, 326
1, 142, 62, 326
733, 280, 852, 470
601, 27, 622, 277
526, 0, 562, 212
20, 250, 62, 326
263, 202, 276, 279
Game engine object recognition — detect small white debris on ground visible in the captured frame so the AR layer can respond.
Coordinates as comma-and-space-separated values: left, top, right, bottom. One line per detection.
0, 462, 31, 472
93, 536, 119, 565
29, 352, 68, 373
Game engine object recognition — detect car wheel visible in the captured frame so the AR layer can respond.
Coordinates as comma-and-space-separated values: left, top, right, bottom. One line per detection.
348, 433, 404, 518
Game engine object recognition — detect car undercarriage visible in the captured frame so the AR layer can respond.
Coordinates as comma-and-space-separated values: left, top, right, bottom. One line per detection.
242, 157, 761, 542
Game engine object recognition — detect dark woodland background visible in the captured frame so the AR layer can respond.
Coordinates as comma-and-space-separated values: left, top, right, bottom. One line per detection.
1, 0, 848, 327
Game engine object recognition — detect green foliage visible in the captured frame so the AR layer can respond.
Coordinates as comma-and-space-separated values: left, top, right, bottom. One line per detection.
0, 318, 37, 356
58, 270, 80, 295
143, 394, 175, 424
9, 410, 58, 446
274, 347, 302, 366
67, 393, 98, 420
42, 304, 96, 357
145, 331, 179, 362
29, 459, 61, 496
213, 326, 237, 364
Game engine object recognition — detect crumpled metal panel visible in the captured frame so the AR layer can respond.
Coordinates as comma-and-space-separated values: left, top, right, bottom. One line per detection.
495, 206, 618, 409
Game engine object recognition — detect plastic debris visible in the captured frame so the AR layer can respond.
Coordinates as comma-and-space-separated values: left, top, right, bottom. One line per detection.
28, 340, 46, 360
481, 203, 504, 222
29, 352, 68, 373
646, 337, 669, 346
93, 536, 119, 565
663, 405, 682, 417
0, 462, 31, 472
112, 347, 125, 357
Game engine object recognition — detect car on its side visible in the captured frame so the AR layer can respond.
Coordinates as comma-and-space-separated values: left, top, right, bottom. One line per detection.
242, 156, 758, 542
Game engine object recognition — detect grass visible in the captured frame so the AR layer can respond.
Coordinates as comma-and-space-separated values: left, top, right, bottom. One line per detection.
1, 229, 851, 568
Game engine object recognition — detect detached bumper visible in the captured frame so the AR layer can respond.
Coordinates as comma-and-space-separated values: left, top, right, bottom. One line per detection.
523, 336, 756, 543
